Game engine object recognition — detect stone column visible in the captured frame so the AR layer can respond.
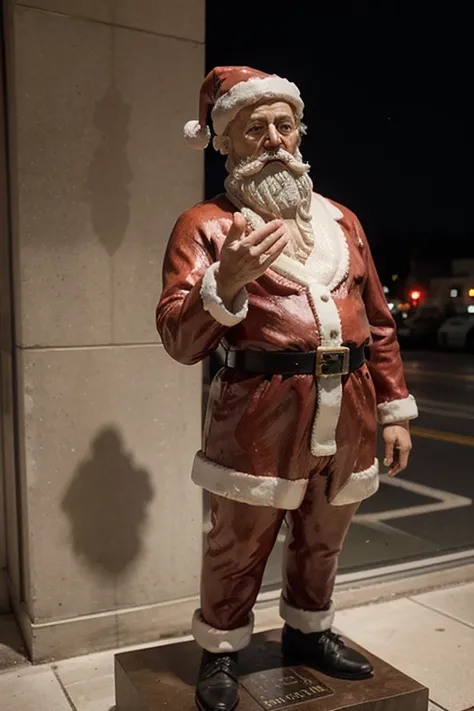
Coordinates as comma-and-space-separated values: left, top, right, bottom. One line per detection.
8, 0, 204, 661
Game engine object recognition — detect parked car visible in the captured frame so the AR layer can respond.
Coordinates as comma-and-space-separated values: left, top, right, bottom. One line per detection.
437, 313, 474, 352
397, 305, 446, 348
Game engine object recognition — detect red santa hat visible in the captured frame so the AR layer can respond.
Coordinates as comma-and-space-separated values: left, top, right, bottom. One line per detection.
184, 66, 304, 150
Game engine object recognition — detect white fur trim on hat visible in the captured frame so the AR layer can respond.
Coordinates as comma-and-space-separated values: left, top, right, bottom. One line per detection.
200, 262, 249, 326
280, 598, 335, 633
183, 120, 211, 150
192, 450, 308, 509
377, 394, 418, 425
211, 76, 304, 136
192, 609, 254, 653
330, 459, 379, 506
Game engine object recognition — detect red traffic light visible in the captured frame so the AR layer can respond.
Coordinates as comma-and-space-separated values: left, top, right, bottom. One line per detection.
409, 290, 421, 301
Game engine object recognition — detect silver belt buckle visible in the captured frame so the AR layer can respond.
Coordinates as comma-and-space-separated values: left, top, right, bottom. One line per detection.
316, 346, 350, 378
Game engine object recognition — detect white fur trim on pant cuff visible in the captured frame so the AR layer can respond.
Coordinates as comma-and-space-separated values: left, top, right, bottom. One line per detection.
377, 394, 418, 425
200, 262, 248, 327
280, 598, 335, 633
330, 458, 379, 506
192, 450, 307, 509
192, 609, 254, 653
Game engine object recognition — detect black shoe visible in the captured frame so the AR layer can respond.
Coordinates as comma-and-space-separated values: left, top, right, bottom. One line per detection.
281, 625, 373, 681
195, 650, 239, 711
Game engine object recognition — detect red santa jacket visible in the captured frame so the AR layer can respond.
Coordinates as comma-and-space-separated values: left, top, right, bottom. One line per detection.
156, 192, 418, 510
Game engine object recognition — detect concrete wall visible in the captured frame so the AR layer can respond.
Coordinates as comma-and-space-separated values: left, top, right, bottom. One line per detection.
0, 18, 8, 612
7, 0, 205, 660
0, 4, 21, 614
0, 424, 7, 612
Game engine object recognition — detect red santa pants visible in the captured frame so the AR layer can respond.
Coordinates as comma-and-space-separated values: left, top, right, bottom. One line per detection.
192, 455, 359, 653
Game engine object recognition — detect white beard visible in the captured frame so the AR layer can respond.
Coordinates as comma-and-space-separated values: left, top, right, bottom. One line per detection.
224, 148, 315, 262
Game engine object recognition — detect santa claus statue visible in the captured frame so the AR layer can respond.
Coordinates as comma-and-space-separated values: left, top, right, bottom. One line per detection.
156, 66, 418, 711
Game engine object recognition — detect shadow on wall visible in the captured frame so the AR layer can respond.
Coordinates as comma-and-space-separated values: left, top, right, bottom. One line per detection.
61, 427, 154, 578
84, 80, 133, 257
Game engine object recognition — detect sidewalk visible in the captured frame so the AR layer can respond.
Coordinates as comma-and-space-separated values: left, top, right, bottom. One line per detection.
1, 581, 473, 711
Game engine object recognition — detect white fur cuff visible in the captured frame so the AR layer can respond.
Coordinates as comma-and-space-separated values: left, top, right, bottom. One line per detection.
377, 394, 419, 425
192, 450, 308, 509
280, 598, 335, 633
192, 609, 254, 653
330, 459, 379, 506
200, 262, 249, 327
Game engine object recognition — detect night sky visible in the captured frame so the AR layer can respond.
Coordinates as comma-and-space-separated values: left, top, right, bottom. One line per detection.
205, 1, 472, 285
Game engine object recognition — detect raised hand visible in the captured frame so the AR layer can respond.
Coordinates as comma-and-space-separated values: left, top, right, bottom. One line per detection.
216, 212, 288, 310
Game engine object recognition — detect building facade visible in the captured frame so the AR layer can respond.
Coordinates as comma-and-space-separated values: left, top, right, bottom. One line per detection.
429, 260, 474, 312
0, 0, 205, 661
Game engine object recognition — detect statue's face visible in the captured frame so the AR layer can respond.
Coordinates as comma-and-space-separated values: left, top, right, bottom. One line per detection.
223, 99, 312, 232
226, 100, 300, 165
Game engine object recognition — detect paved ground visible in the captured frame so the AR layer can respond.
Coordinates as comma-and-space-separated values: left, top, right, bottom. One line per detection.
374, 350, 474, 556
0, 580, 473, 711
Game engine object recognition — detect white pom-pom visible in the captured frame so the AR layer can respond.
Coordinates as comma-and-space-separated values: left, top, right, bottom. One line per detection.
183, 120, 211, 150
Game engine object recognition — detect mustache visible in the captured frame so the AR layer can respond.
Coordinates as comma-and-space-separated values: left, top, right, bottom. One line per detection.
232, 149, 311, 180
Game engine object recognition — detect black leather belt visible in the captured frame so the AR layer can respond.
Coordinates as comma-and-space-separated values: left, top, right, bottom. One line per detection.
225, 343, 370, 378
